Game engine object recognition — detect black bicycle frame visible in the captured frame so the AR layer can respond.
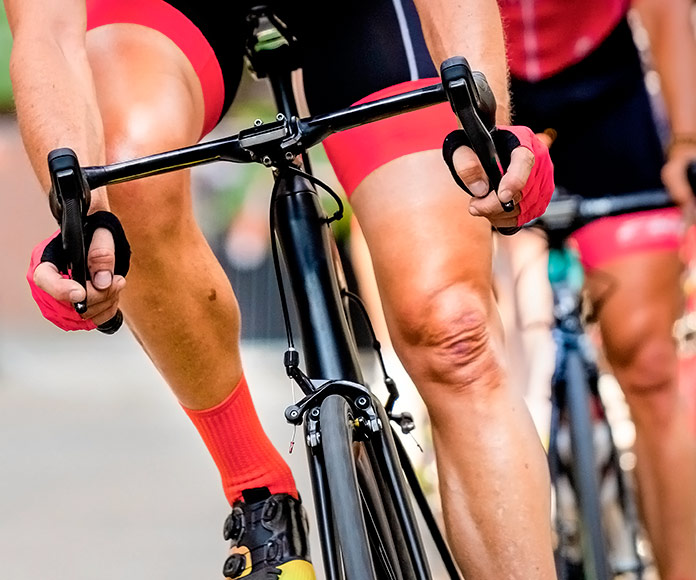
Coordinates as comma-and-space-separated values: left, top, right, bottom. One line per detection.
262, 34, 449, 579
536, 187, 677, 490
80, 83, 454, 578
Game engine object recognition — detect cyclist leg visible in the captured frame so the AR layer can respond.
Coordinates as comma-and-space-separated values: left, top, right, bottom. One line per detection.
84, 18, 314, 579
348, 216, 436, 486
350, 150, 556, 579
297, 4, 554, 574
85, 17, 239, 410
581, 241, 696, 580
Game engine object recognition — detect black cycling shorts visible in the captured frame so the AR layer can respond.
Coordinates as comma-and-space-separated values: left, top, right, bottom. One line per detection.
87, 3, 668, 203
87, 0, 436, 137
509, 17, 667, 197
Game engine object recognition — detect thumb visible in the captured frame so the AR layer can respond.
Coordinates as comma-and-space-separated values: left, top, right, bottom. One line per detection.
88, 227, 116, 290
34, 261, 87, 303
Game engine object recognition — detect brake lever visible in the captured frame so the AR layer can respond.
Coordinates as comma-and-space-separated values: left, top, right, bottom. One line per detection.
440, 57, 514, 213
48, 149, 90, 313
48, 148, 123, 334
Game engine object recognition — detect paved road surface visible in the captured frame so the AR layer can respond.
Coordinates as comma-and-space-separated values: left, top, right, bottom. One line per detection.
0, 325, 451, 580
0, 329, 314, 580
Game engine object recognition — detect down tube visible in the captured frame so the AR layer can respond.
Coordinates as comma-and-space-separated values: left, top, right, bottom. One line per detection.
273, 171, 363, 383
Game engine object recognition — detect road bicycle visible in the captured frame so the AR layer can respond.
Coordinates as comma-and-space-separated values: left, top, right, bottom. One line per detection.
528, 169, 696, 580
43, 6, 520, 579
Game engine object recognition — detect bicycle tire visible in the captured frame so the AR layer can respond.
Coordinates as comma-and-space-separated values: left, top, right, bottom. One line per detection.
565, 349, 612, 580
320, 394, 412, 580
599, 411, 648, 578
548, 391, 576, 579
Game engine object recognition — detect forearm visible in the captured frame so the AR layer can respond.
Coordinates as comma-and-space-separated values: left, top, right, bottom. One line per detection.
8, 9, 108, 209
635, 0, 696, 138
413, 0, 510, 123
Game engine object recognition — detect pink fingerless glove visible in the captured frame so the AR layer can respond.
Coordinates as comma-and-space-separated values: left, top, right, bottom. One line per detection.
442, 124, 555, 230
495, 125, 555, 227
27, 231, 97, 331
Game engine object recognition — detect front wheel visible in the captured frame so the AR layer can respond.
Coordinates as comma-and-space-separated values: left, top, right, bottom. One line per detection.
565, 350, 612, 580
319, 394, 413, 580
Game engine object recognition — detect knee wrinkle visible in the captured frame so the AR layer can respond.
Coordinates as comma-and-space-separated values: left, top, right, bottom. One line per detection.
396, 283, 505, 395
611, 337, 679, 422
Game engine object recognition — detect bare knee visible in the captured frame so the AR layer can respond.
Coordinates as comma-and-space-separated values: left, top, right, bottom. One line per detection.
609, 336, 679, 422
393, 282, 505, 401
86, 25, 204, 243
102, 111, 196, 243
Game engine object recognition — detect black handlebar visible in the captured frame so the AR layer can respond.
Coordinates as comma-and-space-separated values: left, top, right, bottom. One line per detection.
531, 187, 674, 233
46, 58, 508, 335
530, 160, 696, 245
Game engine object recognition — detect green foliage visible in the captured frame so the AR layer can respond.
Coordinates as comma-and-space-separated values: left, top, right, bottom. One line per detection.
0, 4, 14, 112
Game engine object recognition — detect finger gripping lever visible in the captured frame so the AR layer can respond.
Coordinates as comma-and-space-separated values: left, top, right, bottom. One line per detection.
47, 148, 124, 334
48, 148, 89, 313
440, 57, 514, 212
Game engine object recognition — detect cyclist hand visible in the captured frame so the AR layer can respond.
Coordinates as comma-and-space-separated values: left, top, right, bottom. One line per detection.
446, 125, 554, 229
27, 212, 130, 331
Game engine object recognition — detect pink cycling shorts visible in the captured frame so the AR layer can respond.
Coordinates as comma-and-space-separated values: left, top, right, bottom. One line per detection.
323, 78, 457, 197
569, 207, 684, 271
86, 0, 225, 137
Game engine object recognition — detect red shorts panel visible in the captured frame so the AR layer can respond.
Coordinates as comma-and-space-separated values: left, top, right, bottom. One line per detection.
322, 78, 457, 197
569, 207, 684, 270
86, 0, 224, 137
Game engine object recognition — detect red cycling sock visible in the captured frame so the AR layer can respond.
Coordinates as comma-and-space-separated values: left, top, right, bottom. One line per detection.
182, 375, 298, 504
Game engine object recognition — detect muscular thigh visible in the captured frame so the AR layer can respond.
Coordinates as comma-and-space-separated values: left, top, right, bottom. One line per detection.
87, 24, 205, 146
350, 150, 496, 338
85, 23, 207, 234
86, 0, 246, 139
